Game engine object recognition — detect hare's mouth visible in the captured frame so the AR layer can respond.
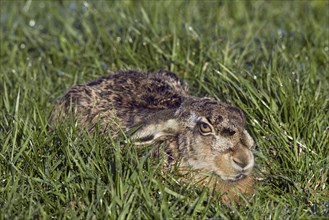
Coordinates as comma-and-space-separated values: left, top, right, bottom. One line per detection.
229, 174, 246, 181
218, 173, 247, 182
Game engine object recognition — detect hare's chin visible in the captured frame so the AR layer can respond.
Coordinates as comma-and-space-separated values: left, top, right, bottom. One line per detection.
219, 173, 247, 182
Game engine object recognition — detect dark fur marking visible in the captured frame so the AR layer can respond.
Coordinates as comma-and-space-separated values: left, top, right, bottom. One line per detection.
138, 134, 154, 142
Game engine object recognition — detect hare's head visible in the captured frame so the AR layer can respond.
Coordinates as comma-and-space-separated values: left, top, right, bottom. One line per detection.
130, 97, 255, 182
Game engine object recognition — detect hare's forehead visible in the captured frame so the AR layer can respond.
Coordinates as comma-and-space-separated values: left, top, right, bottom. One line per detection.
193, 104, 245, 125
182, 99, 245, 123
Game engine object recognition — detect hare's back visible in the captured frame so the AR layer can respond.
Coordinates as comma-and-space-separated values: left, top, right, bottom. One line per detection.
49, 70, 189, 131
89, 70, 189, 110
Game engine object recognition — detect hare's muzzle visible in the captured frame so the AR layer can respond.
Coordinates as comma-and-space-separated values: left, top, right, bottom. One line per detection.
231, 145, 254, 171
214, 145, 254, 181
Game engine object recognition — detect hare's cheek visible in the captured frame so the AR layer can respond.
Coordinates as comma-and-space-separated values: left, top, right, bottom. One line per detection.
214, 154, 236, 176
213, 137, 233, 152
191, 134, 214, 152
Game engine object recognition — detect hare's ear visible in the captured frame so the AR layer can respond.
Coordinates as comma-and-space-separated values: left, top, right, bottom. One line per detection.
129, 119, 180, 145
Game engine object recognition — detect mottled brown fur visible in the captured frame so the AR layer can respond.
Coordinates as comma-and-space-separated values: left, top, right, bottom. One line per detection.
49, 70, 255, 200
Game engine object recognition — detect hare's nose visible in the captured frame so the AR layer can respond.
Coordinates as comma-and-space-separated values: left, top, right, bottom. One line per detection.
232, 149, 254, 170
233, 157, 249, 168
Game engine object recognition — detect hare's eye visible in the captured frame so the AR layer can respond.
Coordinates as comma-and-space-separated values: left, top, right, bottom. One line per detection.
199, 122, 212, 134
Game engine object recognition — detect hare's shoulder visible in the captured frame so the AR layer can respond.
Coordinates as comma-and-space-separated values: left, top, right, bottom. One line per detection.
89, 70, 189, 110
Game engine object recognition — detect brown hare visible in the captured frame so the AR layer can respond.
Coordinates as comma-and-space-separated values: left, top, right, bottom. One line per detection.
49, 70, 255, 200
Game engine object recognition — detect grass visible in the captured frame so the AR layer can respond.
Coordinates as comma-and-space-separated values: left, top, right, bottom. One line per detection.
0, 0, 328, 219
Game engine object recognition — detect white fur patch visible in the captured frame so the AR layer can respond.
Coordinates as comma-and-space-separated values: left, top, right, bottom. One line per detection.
133, 119, 179, 144
186, 112, 198, 128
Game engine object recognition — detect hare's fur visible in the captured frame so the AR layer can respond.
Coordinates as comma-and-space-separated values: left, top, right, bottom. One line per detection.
49, 70, 255, 197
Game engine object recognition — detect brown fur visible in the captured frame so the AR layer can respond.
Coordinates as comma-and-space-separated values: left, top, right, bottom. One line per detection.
49, 70, 255, 200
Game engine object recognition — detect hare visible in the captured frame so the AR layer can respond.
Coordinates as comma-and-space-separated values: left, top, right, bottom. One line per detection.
49, 70, 255, 199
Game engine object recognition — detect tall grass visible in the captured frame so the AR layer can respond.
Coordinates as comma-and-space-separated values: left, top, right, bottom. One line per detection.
1, 1, 328, 219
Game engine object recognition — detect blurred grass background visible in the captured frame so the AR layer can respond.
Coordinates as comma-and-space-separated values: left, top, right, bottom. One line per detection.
0, 0, 328, 219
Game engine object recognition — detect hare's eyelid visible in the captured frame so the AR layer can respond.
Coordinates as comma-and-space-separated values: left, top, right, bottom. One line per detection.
197, 116, 211, 124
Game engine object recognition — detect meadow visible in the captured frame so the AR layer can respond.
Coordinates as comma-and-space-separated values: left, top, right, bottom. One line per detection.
0, 1, 328, 219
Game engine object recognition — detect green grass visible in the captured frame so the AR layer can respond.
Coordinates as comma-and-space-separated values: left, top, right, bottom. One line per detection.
1, 0, 328, 219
